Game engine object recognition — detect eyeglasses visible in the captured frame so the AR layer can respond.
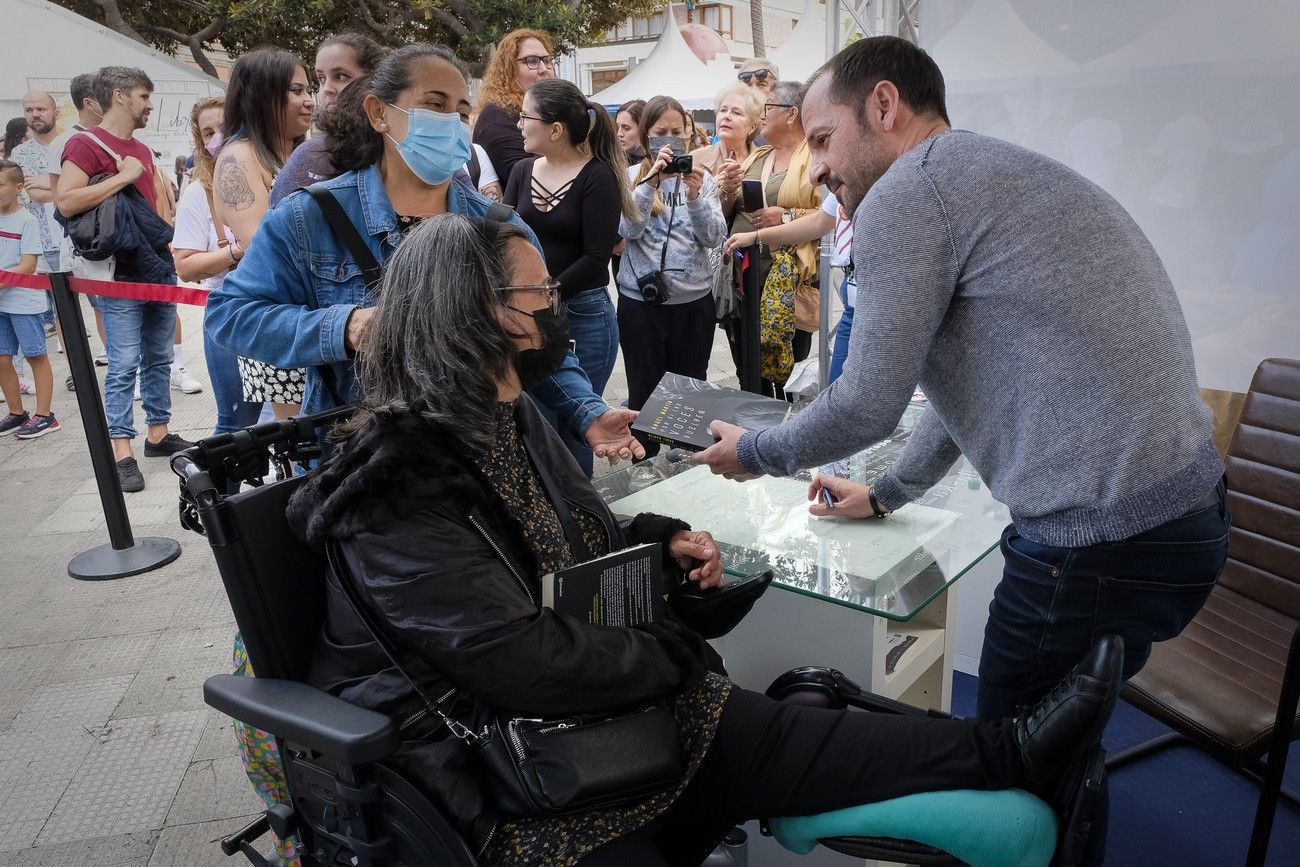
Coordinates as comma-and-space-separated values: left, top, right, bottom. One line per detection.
738, 69, 772, 84
517, 111, 547, 123
497, 279, 562, 315
763, 102, 795, 118
517, 55, 556, 71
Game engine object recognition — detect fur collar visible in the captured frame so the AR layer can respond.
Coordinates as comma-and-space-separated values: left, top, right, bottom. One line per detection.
287, 410, 488, 548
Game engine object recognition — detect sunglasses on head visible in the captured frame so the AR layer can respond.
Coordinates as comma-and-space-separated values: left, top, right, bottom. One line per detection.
738, 69, 772, 84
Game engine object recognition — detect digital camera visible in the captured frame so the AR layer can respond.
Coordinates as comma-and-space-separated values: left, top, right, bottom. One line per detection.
636, 271, 671, 304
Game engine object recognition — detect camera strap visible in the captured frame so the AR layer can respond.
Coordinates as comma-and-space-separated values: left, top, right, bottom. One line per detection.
657, 178, 679, 274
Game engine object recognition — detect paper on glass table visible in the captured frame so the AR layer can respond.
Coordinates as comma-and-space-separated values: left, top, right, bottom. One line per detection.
608, 465, 959, 594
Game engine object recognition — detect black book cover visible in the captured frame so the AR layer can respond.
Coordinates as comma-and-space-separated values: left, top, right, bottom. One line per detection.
632, 373, 795, 451
542, 542, 663, 627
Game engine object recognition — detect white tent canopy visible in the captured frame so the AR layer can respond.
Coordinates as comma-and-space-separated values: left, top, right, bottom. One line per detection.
768, 0, 828, 82
589, 12, 738, 110
3, 0, 223, 164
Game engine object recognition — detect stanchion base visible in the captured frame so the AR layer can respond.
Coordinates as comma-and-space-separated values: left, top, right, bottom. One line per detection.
68, 537, 182, 581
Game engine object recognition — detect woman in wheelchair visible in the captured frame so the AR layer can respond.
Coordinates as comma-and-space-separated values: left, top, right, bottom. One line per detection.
286, 213, 1122, 866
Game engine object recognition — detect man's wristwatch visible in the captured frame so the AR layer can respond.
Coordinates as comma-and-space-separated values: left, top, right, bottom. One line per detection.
868, 489, 891, 519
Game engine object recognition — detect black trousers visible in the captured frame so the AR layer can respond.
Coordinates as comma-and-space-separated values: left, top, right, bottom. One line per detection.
618, 292, 717, 411
579, 686, 1021, 866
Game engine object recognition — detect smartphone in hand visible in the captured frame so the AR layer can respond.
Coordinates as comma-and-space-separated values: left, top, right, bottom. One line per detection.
741, 178, 764, 213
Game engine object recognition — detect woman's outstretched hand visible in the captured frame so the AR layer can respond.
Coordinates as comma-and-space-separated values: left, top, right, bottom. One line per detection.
585, 408, 647, 463
668, 529, 723, 588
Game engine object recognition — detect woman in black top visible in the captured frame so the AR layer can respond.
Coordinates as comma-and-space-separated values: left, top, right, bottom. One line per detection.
505, 79, 635, 475
472, 28, 556, 184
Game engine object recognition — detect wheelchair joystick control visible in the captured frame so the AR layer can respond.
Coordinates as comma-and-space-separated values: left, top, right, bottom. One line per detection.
266, 802, 299, 840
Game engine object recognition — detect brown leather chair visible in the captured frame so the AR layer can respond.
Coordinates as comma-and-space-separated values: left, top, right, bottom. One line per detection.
1108, 357, 1300, 867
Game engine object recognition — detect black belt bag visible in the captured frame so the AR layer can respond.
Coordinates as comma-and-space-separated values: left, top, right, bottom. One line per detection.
325, 541, 684, 818
474, 702, 684, 816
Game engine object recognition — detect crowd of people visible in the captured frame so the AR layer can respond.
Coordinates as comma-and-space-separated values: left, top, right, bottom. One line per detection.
0, 28, 1228, 867
1, 30, 839, 485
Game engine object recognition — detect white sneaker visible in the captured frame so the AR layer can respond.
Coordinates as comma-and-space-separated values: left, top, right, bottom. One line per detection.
171, 367, 203, 394
18, 378, 35, 396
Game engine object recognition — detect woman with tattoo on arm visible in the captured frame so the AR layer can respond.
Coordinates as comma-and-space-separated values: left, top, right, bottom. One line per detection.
210, 48, 314, 419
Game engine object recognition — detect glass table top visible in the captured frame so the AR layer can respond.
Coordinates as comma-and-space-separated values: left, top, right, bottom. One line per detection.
595, 407, 1010, 622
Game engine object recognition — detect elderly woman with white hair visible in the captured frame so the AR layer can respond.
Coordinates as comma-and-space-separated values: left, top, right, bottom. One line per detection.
691, 83, 762, 214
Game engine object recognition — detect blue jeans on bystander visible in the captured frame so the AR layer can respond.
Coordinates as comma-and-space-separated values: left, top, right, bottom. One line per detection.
99, 297, 177, 440
549, 287, 619, 475
203, 310, 263, 436
828, 274, 855, 384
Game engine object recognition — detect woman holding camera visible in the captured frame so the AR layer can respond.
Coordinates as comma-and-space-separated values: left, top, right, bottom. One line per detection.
617, 96, 726, 429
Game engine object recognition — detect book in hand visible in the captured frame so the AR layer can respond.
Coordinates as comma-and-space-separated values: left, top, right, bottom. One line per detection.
542, 542, 663, 627
632, 372, 795, 451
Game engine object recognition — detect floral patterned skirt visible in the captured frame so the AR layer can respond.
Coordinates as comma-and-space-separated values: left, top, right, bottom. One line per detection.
232, 632, 300, 865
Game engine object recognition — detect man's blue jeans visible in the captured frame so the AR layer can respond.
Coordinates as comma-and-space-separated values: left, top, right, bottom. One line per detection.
203, 315, 264, 436
976, 479, 1230, 721
100, 297, 177, 440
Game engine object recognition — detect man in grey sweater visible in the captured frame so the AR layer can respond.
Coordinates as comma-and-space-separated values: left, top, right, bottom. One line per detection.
698, 37, 1229, 734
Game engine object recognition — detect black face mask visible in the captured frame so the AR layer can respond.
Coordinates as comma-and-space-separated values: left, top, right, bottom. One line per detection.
513, 306, 571, 388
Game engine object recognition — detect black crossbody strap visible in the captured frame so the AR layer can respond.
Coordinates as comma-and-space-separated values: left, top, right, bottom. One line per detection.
303, 183, 383, 409
521, 433, 591, 562
304, 183, 384, 288
324, 539, 479, 742
485, 202, 515, 224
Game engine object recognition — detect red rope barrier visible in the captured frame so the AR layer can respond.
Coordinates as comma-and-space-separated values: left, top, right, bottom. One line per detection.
0, 268, 208, 306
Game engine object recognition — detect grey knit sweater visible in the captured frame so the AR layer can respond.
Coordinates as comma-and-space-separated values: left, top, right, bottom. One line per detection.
737, 131, 1221, 548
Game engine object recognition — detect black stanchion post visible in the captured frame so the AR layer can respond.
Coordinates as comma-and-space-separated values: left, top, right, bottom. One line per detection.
49, 272, 181, 580
739, 245, 762, 394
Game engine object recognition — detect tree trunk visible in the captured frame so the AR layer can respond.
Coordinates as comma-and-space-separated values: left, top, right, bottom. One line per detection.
750, 0, 766, 57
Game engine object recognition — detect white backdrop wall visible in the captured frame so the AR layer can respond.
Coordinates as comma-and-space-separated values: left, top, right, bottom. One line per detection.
923, 0, 1300, 394
3, 0, 223, 167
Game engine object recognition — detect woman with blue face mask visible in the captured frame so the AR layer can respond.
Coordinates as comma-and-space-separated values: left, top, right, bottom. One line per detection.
207, 43, 645, 463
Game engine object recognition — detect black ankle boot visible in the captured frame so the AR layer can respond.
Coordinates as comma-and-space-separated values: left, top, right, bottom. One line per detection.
1014, 634, 1124, 797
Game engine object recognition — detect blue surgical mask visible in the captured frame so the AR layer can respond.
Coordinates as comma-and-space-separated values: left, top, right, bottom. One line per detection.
386, 104, 471, 186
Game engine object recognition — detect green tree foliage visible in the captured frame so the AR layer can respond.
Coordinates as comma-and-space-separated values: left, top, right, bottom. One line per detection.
53, 0, 661, 78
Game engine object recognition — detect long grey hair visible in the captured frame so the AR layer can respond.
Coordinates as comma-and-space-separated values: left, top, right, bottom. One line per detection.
338, 213, 532, 454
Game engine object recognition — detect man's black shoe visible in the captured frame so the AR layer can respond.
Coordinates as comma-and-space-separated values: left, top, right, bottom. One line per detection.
116, 457, 145, 493
143, 433, 196, 457
1014, 634, 1124, 797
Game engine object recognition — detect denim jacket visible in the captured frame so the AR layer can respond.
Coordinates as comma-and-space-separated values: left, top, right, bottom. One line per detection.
205, 163, 608, 434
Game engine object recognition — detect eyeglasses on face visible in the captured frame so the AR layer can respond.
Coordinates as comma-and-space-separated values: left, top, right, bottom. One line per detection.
517, 54, 556, 71
517, 111, 548, 123
496, 279, 563, 315
763, 102, 795, 118
738, 69, 772, 84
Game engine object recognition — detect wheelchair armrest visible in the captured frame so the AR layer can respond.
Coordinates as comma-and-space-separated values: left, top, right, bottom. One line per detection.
204, 674, 403, 765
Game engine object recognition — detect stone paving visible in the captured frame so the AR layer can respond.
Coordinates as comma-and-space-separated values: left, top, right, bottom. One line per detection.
0, 292, 747, 866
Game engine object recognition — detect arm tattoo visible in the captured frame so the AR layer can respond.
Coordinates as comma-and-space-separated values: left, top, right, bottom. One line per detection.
216, 154, 257, 212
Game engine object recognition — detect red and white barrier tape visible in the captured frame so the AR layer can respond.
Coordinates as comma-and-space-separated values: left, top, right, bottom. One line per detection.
0, 268, 209, 306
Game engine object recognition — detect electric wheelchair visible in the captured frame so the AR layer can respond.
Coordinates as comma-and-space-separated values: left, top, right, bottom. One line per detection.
173, 410, 1109, 866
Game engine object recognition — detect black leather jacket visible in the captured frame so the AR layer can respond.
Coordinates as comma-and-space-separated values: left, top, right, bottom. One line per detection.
286, 398, 710, 850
